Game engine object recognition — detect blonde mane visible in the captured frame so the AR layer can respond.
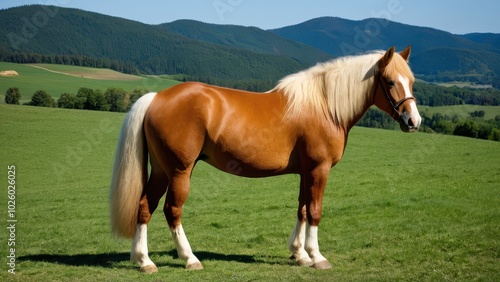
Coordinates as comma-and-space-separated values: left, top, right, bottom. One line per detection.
272, 51, 412, 128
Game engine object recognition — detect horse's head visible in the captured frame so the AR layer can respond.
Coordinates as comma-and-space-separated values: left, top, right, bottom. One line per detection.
373, 46, 421, 132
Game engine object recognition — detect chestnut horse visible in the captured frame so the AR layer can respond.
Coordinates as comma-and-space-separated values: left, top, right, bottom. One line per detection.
110, 46, 421, 273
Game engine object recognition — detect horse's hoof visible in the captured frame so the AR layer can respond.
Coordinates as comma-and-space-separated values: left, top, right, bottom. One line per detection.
140, 264, 158, 274
186, 262, 204, 270
312, 260, 332, 270
296, 257, 313, 267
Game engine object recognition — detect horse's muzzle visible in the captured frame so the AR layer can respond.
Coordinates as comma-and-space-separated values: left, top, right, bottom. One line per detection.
399, 112, 421, 133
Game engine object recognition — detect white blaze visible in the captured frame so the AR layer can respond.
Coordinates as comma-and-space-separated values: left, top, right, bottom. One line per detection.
398, 74, 421, 128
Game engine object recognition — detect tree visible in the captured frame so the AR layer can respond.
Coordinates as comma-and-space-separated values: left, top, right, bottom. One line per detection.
88, 89, 109, 111
76, 87, 109, 111
5, 87, 21, 105
75, 87, 92, 109
28, 90, 55, 107
453, 120, 479, 138
105, 87, 128, 112
490, 128, 500, 141
57, 93, 77, 109
477, 123, 493, 140
127, 87, 148, 111
469, 110, 485, 118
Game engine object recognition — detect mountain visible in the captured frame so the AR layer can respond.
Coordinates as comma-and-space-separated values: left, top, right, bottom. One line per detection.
412, 48, 500, 83
462, 33, 500, 52
159, 20, 331, 66
1, 6, 499, 88
270, 17, 493, 56
270, 17, 500, 86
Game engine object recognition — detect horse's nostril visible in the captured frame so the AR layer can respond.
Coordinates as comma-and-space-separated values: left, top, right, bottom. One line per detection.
408, 117, 415, 127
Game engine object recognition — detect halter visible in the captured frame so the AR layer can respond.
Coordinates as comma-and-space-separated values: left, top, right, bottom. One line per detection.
373, 72, 416, 121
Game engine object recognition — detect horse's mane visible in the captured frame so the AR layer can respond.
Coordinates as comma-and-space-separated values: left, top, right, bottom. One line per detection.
272, 50, 412, 128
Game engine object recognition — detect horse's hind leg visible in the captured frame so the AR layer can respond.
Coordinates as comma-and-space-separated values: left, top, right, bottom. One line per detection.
131, 155, 168, 273
164, 167, 203, 270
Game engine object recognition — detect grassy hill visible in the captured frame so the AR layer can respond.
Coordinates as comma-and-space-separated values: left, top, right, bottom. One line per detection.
0, 62, 179, 102
1, 104, 499, 280
420, 104, 500, 120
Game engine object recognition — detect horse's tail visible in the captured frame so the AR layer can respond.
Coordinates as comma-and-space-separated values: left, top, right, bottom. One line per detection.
110, 92, 158, 239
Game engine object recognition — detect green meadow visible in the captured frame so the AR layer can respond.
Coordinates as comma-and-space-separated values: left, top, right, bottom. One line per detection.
0, 62, 179, 103
1, 104, 499, 281
420, 105, 500, 120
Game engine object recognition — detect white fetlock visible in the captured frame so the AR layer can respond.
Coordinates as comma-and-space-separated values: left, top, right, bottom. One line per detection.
131, 224, 158, 273
288, 220, 312, 266
305, 224, 331, 270
171, 224, 203, 270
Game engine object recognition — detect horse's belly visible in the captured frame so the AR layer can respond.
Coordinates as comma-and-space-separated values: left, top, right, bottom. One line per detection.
201, 140, 297, 177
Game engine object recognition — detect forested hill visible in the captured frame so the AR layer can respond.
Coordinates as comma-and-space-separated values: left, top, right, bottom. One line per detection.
159, 19, 332, 66
270, 17, 500, 87
0, 5, 324, 89
1, 5, 500, 89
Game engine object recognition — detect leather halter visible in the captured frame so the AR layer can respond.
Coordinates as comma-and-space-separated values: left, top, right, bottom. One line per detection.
373, 72, 416, 121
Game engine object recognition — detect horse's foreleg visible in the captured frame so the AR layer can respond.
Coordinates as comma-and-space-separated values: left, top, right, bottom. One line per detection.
288, 219, 313, 266
304, 222, 331, 269
170, 224, 203, 269
131, 159, 167, 273
164, 171, 203, 270
289, 175, 313, 266
301, 167, 332, 269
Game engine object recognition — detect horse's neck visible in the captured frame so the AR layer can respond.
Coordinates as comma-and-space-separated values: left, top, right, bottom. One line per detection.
325, 71, 375, 131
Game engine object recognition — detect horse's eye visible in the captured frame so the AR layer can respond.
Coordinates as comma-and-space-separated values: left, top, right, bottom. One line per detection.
386, 80, 395, 87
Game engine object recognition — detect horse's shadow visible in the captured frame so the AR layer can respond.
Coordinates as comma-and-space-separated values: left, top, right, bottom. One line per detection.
19, 249, 281, 269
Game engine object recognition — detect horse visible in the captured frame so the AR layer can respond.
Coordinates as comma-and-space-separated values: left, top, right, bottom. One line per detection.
109, 46, 421, 273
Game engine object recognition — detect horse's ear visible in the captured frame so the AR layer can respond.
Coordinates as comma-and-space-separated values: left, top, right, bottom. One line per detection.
400, 45, 411, 61
380, 46, 395, 68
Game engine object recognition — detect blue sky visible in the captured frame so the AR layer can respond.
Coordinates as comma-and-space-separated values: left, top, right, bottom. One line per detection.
1, 0, 498, 34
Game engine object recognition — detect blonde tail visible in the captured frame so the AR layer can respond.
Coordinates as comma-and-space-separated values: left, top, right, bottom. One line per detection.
110, 92, 158, 238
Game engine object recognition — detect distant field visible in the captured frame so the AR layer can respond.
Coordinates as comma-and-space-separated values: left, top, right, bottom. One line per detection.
436, 81, 493, 89
0, 62, 179, 103
29, 64, 142, 80
1, 104, 498, 281
420, 105, 500, 119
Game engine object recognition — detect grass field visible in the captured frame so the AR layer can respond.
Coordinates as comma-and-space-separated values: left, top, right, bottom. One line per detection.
29, 64, 142, 80
436, 82, 493, 89
420, 105, 500, 120
0, 62, 179, 103
1, 104, 499, 281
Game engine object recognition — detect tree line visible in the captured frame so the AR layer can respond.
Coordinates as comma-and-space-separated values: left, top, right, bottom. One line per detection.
4, 84, 500, 142
0, 50, 286, 92
413, 83, 500, 106
357, 108, 500, 142
0, 50, 140, 75
4, 86, 148, 113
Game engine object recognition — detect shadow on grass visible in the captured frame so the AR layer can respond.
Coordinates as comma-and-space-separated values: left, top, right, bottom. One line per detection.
19, 252, 134, 268
19, 249, 285, 269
